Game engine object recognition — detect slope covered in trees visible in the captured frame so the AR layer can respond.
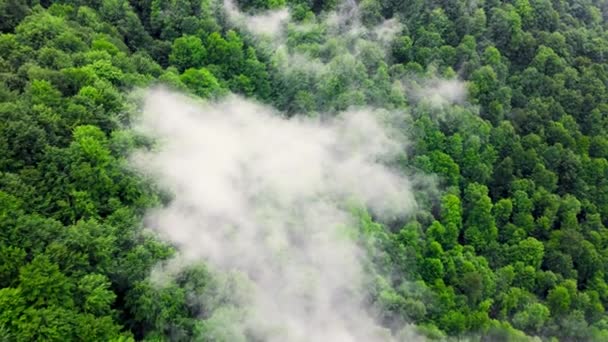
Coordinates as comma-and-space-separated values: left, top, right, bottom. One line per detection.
1, 0, 608, 340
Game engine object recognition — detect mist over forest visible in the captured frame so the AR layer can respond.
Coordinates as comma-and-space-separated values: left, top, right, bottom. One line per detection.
2, 0, 608, 341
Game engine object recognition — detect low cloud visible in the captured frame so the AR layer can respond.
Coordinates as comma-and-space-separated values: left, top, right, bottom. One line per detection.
223, 0, 290, 38
407, 79, 468, 107
130, 88, 421, 341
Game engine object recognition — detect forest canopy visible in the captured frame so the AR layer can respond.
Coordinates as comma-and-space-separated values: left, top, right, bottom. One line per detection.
2, 0, 608, 341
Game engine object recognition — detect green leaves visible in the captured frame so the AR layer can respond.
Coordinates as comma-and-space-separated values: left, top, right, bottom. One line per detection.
19, 255, 73, 308
1, 0, 608, 340
169, 35, 206, 72
0, 246, 26, 288
179, 68, 223, 98
77, 274, 116, 315
463, 183, 497, 252
547, 285, 571, 316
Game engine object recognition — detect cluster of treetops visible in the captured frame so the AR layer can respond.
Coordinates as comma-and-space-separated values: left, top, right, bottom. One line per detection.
1, 0, 608, 340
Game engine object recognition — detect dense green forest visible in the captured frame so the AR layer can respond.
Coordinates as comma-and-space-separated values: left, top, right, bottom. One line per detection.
2, 0, 608, 340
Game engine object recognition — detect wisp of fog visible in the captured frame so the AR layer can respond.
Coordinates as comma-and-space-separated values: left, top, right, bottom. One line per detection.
130, 89, 419, 341
223, 0, 289, 38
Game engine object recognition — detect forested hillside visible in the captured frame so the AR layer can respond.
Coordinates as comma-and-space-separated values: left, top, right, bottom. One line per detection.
2, 0, 608, 340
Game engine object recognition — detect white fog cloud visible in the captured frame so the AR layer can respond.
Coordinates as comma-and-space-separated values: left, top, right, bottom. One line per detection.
223, 0, 290, 38
130, 88, 421, 341
408, 79, 468, 107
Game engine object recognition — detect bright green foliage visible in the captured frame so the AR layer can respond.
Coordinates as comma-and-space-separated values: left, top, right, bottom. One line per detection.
547, 285, 572, 316
19, 255, 73, 308
2, 0, 608, 340
179, 68, 222, 98
463, 183, 497, 252
169, 35, 206, 72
